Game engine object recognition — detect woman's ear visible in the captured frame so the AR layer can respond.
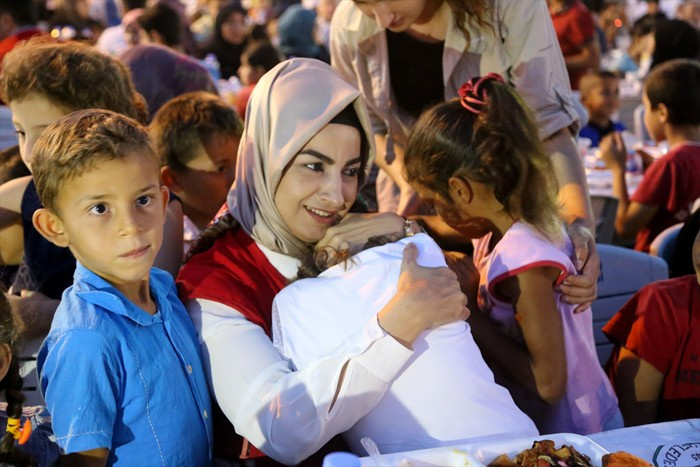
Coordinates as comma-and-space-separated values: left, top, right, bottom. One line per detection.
32, 208, 69, 248
0, 343, 11, 382
448, 175, 474, 205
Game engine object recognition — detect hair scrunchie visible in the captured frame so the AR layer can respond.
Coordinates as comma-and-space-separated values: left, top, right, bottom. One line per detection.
457, 73, 506, 115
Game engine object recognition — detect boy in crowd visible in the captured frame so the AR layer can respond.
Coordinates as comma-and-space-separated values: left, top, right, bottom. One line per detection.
579, 70, 625, 147
33, 109, 212, 464
601, 59, 700, 252
150, 91, 242, 256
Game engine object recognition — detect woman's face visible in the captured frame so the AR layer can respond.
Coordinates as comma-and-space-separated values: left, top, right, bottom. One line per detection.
221, 11, 248, 45
274, 123, 362, 244
352, 0, 433, 32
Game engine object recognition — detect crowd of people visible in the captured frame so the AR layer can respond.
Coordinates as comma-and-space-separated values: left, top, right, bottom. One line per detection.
0, 0, 698, 465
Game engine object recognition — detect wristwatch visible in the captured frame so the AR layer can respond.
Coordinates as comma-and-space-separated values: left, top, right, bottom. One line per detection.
402, 217, 418, 237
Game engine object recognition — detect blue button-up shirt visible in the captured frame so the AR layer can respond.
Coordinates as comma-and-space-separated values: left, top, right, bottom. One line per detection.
38, 263, 212, 466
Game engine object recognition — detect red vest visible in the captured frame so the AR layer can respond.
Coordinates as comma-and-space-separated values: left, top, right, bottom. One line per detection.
177, 226, 287, 337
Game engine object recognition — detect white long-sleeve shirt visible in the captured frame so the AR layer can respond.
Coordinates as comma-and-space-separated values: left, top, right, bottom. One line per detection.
185, 242, 414, 464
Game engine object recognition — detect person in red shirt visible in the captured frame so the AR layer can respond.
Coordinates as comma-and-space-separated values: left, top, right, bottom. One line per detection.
603, 228, 700, 425
548, 0, 600, 90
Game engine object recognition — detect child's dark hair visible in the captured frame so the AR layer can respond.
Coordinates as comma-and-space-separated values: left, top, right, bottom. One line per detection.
404, 74, 563, 243
579, 70, 618, 100
150, 91, 243, 172
138, 3, 182, 48
0, 288, 31, 463
297, 236, 395, 279
31, 109, 157, 214
0, 37, 148, 124
644, 58, 700, 127
241, 41, 282, 75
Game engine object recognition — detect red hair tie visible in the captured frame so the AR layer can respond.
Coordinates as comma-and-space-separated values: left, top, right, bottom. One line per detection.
458, 73, 506, 115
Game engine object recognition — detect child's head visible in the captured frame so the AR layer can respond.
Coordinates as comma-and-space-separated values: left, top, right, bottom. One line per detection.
238, 41, 281, 86
150, 91, 242, 228
31, 109, 168, 288
405, 73, 562, 243
0, 289, 29, 458
642, 58, 700, 142
579, 71, 620, 122
0, 37, 148, 170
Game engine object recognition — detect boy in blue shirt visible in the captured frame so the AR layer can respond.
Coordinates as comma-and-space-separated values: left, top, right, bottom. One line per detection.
32, 109, 212, 465
579, 70, 626, 147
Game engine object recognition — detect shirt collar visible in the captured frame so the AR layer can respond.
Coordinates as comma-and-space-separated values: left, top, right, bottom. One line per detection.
72, 262, 166, 326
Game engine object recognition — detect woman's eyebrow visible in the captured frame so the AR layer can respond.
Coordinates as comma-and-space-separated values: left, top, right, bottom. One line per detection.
298, 150, 362, 166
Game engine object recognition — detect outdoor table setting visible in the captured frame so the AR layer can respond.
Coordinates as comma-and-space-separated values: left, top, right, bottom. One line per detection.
358, 418, 700, 466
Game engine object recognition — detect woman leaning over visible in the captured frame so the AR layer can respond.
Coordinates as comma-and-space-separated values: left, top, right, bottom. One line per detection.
176, 58, 469, 464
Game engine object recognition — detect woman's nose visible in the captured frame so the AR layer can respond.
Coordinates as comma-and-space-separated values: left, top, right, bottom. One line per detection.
371, 2, 395, 28
319, 174, 344, 207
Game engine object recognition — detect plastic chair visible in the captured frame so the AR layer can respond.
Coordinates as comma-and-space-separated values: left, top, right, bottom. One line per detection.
649, 223, 684, 265
591, 195, 619, 244
591, 244, 668, 366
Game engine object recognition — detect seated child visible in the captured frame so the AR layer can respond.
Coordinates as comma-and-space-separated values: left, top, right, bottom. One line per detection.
235, 41, 281, 118
404, 74, 622, 435
603, 228, 700, 425
33, 110, 212, 464
0, 38, 182, 337
272, 233, 538, 455
150, 91, 243, 255
600, 59, 700, 252
0, 288, 60, 466
579, 71, 625, 147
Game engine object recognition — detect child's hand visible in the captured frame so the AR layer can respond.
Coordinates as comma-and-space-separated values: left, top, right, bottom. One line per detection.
599, 132, 627, 172
560, 221, 599, 312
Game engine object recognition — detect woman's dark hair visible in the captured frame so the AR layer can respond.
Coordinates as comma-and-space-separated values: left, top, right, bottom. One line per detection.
650, 19, 700, 70
241, 41, 281, 74
328, 104, 370, 188
138, 3, 182, 48
0, 288, 31, 464
404, 78, 562, 243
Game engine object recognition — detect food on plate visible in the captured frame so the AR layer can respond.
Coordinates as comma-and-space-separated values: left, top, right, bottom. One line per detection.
487, 439, 594, 466
601, 451, 653, 467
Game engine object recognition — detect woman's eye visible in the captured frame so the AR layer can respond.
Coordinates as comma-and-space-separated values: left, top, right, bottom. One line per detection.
304, 162, 324, 172
343, 167, 360, 177
136, 195, 152, 207
89, 204, 108, 215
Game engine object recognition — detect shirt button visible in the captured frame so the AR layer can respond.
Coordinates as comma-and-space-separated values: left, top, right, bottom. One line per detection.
187, 365, 193, 374
203, 410, 208, 419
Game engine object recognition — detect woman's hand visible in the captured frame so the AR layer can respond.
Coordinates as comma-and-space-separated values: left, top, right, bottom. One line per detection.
316, 212, 405, 254
378, 243, 469, 348
560, 221, 599, 312
600, 132, 627, 173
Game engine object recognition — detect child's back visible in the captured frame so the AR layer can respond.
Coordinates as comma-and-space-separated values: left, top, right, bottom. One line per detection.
473, 222, 620, 434
273, 234, 538, 454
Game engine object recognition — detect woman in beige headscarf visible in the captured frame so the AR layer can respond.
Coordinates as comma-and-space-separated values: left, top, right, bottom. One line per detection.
177, 58, 468, 464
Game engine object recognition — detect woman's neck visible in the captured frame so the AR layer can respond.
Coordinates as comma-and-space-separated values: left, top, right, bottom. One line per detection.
408, 0, 448, 42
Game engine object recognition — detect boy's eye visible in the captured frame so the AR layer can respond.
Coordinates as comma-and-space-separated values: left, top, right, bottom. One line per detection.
136, 195, 152, 207
89, 203, 108, 215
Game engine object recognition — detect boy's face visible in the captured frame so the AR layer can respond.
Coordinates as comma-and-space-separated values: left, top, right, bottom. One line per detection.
583, 78, 620, 120
642, 92, 665, 142
167, 133, 238, 227
10, 93, 70, 171
46, 152, 168, 291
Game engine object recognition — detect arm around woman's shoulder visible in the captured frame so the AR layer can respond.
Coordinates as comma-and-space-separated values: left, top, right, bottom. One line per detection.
187, 297, 414, 464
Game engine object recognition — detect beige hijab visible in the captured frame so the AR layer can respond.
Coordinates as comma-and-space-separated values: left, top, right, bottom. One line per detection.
227, 58, 376, 258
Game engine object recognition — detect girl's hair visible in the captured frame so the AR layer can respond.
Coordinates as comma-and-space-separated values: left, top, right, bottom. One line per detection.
404, 75, 563, 244
0, 289, 28, 460
0, 37, 148, 124
446, 0, 493, 46
241, 41, 282, 74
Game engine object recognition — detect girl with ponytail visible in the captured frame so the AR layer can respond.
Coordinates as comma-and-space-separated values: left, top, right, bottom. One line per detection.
404, 74, 622, 436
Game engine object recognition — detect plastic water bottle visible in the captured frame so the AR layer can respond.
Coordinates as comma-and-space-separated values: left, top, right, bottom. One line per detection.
202, 53, 221, 83
322, 451, 361, 467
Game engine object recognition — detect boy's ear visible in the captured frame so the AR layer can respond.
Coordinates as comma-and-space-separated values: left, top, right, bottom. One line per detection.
657, 103, 669, 124
161, 166, 182, 193
160, 185, 170, 218
0, 343, 11, 382
32, 208, 69, 247
448, 175, 474, 205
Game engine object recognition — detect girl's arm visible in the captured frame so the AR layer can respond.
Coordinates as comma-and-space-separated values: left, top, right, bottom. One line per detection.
471, 266, 567, 404
613, 346, 663, 426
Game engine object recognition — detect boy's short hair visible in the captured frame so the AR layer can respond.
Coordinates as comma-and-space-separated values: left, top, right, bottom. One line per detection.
138, 3, 182, 48
0, 37, 148, 123
644, 58, 700, 126
579, 70, 618, 99
150, 91, 243, 172
32, 109, 157, 213
242, 41, 281, 73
